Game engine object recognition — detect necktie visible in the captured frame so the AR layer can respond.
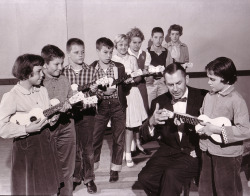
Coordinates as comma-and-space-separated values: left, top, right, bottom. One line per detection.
171, 97, 187, 105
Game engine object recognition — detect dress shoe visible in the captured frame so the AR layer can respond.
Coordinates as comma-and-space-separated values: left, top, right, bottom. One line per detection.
109, 170, 119, 183
73, 177, 82, 190
131, 150, 139, 157
86, 180, 97, 194
136, 147, 151, 155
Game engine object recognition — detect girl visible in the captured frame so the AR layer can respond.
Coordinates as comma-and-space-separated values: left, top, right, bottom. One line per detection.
126, 27, 151, 156
0, 54, 63, 195
166, 24, 189, 66
112, 34, 148, 167
198, 57, 250, 196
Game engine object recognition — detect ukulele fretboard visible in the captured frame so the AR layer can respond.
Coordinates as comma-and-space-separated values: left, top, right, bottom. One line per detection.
43, 102, 65, 117
175, 113, 202, 125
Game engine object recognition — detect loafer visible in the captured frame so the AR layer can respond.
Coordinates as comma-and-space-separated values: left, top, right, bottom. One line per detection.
86, 180, 97, 194
109, 170, 119, 183
73, 177, 82, 190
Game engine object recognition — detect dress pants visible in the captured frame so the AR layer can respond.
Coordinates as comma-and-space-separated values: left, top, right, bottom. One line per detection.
138, 153, 199, 196
50, 117, 76, 196
74, 110, 95, 184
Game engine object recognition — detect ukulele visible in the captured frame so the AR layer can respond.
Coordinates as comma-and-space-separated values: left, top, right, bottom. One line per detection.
10, 92, 98, 126
162, 109, 232, 143
78, 65, 165, 92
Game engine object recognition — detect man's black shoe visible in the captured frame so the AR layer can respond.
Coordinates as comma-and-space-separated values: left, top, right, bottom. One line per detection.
73, 177, 82, 191
109, 170, 119, 183
86, 180, 97, 194
136, 147, 151, 155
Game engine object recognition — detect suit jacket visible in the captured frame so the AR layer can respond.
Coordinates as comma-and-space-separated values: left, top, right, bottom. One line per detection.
140, 86, 208, 158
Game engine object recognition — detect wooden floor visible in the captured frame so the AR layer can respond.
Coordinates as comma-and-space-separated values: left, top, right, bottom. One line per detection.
0, 132, 250, 196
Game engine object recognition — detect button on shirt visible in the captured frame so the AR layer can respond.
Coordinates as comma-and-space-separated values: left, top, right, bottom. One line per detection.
173, 88, 188, 140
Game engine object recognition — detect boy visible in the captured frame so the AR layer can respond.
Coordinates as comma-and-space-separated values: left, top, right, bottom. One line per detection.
91, 37, 129, 182
0, 54, 62, 195
197, 57, 250, 196
145, 27, 170, 107
63, 38, 97, 193
165, 24, 189, 66
41, 45, 76, 196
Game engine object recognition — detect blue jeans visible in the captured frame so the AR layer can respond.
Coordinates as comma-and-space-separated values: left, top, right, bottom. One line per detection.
93, 98, 126, 171
74, 110, 95, 184
199, 151, 242, 196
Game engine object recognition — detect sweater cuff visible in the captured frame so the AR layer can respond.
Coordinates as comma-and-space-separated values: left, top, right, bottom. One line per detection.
221, 126, 228, 144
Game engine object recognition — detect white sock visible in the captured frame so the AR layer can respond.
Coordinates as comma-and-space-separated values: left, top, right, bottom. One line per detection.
131, 139, 136, 151
126, 152, 132, 161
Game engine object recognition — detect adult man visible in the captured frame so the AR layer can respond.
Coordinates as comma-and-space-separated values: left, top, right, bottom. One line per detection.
138, 63, 207, 196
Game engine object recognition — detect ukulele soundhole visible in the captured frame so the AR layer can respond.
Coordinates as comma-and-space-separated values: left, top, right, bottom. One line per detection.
30, 116, 37, 122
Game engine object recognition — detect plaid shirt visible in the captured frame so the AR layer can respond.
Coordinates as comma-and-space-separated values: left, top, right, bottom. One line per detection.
63, 63, 96, 86
94, 61, 118, 99
63, 63, 96, 108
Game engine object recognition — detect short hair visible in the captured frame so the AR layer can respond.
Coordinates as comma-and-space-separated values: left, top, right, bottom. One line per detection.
151, 27, 164, 37
66, 38, 85, 52
41, 44, 65, 64
12, 54, 44, 80
163, 62, 186, 77
126, 27, 145, 44
113, 34, 128, 48
205, 57, 237, 85
168, 24, 183, 36
96, 37, 114, 50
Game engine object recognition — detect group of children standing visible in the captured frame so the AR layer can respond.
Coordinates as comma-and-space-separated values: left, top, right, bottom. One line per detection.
0, 23, 249, 196
0, 24, 187, 195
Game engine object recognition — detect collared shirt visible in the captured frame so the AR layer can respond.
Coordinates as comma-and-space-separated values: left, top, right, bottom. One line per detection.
0, 84, 50, 138
165, 41, 189, 66
200, 85, 250, 157
63, 63, 96, 86
94, 61, 118, 99
43, 74, 73, 103
169, 41, 181, 62
128, 48, 143, 59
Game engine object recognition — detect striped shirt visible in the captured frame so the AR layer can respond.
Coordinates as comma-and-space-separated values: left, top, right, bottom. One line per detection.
94, 61, 118, 99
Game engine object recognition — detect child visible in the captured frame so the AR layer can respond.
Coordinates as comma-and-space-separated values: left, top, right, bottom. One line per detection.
41, 45, 76, 196
92, 37, 129, 182
197, 57, 250, 196
0, 54, 62, 195
112, 34, 148, 167
63, 38, 97, 193
145, 27, 169, 107
165, 24, 189, 65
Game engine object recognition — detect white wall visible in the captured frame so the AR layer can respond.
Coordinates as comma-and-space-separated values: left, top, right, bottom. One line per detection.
0, 0, 250, 108
0, 0, 68, 78
67, 0, 250, 72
